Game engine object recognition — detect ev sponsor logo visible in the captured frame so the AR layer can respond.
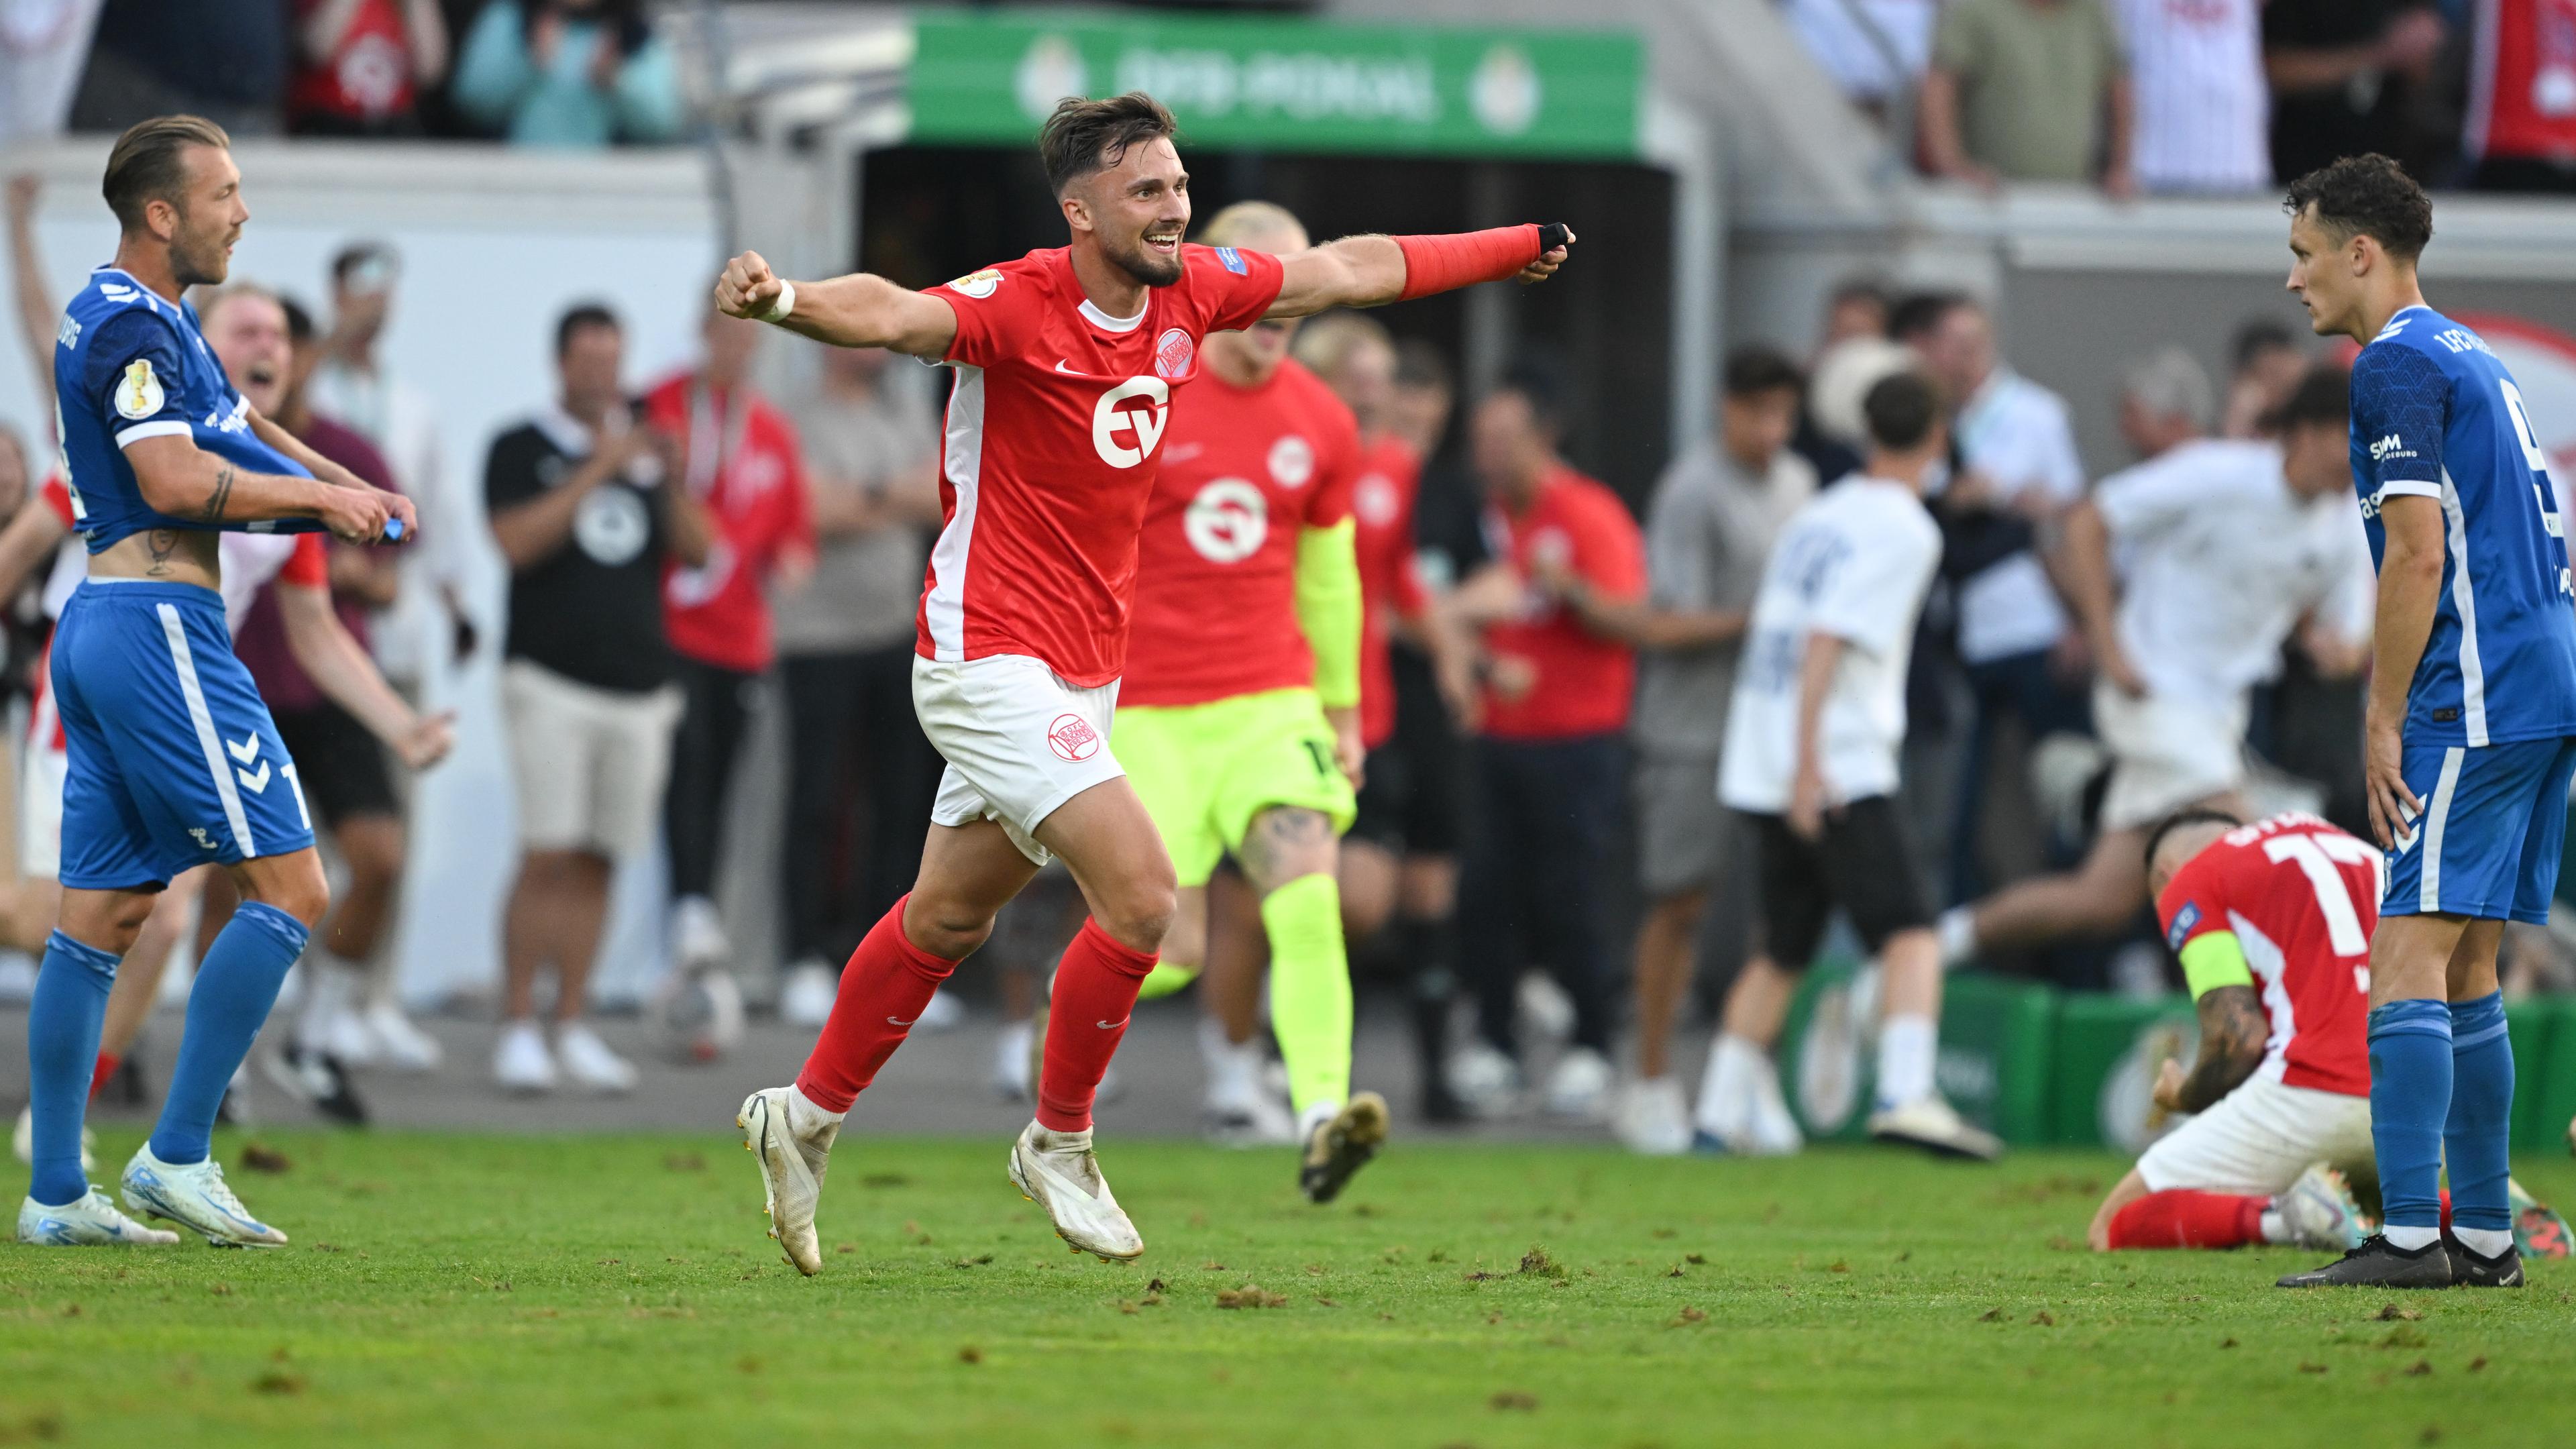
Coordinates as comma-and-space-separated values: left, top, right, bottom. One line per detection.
1091, 376, 1171, 468
1184, 478, 1269, 564
946, 268, 1004, 300
1046, 712, 1102, 763
114, 358, 164, 420
2369, 433, 2416, 463
1153, 327, 1195, 381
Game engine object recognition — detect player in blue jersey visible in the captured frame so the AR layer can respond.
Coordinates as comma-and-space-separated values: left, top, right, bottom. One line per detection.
2273, 155, 2576, 1289
15, 116, 411, 1250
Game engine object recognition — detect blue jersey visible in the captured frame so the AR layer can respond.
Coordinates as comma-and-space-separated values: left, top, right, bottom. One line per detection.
2350, 305, 2576, 747
51, 265, 320, 553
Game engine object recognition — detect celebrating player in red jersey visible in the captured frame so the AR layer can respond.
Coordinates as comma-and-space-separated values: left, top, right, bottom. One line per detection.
719, 93, 1574, 1273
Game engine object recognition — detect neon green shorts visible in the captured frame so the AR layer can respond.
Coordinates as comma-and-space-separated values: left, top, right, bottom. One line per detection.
1113, 687, 1358, 888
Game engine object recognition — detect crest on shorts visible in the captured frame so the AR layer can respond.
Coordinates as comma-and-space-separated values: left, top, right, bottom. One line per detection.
1153, 327, 1195, 380
115, 358, 165, 420
946, 268, 1003, 300
1046, 712, 1101, 762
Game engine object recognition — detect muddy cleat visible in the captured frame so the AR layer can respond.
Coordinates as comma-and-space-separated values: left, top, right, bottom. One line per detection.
2276, 1165, 2368, 1253
1299, 1093, 1389, 1205
738, 1086, 837, 1276
2275, 1234, 2453, 1289
1008, 1121, 1142, 1261
1866, 1095, 2002, 1162
2447, 1234, 2524, 1288
2508, 1179, 2570, 1260
17, 1188, 180, 1246
119, 1145, 287, 1248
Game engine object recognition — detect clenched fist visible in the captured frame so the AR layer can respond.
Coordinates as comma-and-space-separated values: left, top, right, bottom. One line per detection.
714, 252, 786, 321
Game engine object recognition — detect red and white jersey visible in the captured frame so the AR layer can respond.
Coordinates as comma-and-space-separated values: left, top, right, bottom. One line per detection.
919, 244, 1287, 688
1350, 433, 1428, 749
1121, 358, 1359, 708
2156, 812, 2379, 1097
2465, 0, 2576, 164
643, 372, 814, 674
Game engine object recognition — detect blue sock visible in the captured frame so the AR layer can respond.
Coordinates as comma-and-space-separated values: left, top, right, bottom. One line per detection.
148, 902, 309, 1166
25, 932, 120, 1206
2367, 998, 2455, 1232
2445, 991, 2514, 1235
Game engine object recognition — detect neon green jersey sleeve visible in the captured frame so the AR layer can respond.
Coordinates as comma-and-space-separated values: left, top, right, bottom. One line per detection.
1294, 518, 1362, 710
2178, 930, 2255, 999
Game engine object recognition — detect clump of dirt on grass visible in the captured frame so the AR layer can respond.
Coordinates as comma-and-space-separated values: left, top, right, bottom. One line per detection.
1490, 1391, 1539, 1411
1216, 1285, 1288, 1309
1517, 1246, 1566, 1280
240, 1142, 291, 1174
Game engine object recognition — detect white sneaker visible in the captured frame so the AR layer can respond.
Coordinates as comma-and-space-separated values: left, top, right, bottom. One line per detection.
780, 961, 838, 1031
1544, 1047, 1615, 1122
1517, 973, 1576, 1042
2277, 1163, 2367, 1252
1203, 1079, 1299, 1147
1446, 1042, 1524, 1119
1867, 1094, 2002, 1161
19, 1187, 179, 1246
362, 1002, 443, 1072
672, 895, 731, 973
492, 1020, 557, 1094
13, 1105, 96, 1174
1744, 1073, 1808, 1156
737, 1085, 839, 1275
119, 1144, 287, 1246
321, 1004, 379, 1068
1008, 1121, 1144, 1260
915, 987, 965, 1032
555, 1022, 639, 1095
1614, 1077, 1692, 1155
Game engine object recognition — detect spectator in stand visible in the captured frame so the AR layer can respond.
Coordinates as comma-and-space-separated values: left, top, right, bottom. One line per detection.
1903, 294, 2092, 904
453, 0, 684, 147
646, 300, 814, 1001
486, 304, 712, 1095
2462, 0, 2576, 193
772, 343, 943, 1032
313, 243, 477, 691
2263, 2, 2449, 184
288, 0, 451, 136
1800, 276, 1900, 486
69, 1, 287, 135
1546, 347, 1817, 1155
2222, 318, 2310, 439
1443, 361, 1646, 1124
2111, 0, 2271, 193
1921, 0, 2137, 195
1784, 0, 1940, 119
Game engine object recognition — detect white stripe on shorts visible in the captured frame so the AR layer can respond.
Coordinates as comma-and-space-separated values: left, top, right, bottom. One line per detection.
156, 602, 255, 857
2420, 745, 2466, 914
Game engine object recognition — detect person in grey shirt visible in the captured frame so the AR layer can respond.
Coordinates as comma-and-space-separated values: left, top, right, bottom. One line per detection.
1545, 347, 1817, 1152
773, 343, 945, 1029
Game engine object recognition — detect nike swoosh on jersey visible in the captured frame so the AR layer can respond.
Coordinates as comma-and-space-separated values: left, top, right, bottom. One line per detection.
1096, 1018, 1128, 1030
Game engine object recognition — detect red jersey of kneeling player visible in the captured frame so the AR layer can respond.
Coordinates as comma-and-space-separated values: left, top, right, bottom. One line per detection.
1350, 434, 1429, 749
2155, 812, 2379, 1097
918, 243, 1287, 688
1120, 357, 1359, 707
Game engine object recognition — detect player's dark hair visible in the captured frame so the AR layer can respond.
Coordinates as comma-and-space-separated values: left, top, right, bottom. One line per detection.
2270, 364, 2351, 433
2141, 807, 2245, 875
1038, 92, 1179, 197
1860, 371, 1941, 451
102, 114, 231, 232
279, 295, 315, 345
1723, 345, 1805, 399
1886, 290, 1969, 345
1393, 337, 1453, 396
1491, 353, 1571, 439
2284, 154, 2433, 262
555, 302, 622, 357
331, 241, 398, 286
2231, 317, 2298, 373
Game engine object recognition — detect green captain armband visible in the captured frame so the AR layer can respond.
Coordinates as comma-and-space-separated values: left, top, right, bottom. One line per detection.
1294, 519, 1362, 710
2178, 931, 2254, 999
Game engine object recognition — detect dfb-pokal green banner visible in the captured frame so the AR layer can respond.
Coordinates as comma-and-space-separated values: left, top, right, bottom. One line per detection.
907, 8, 1644, 160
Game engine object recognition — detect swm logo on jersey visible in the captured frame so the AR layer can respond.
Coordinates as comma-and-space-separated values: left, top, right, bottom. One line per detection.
2369, 433, 2417, 462
1184, 479, 1269, 563
1092, 376, 1171, 468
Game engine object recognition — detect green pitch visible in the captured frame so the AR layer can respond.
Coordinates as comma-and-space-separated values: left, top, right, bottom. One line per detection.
3, 1131, 2571, 1448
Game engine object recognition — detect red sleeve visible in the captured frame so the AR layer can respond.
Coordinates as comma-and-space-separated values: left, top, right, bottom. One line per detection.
280, 533, 331, 589
1305, 395, 1360, 530
41, 473, 74, 528
1187, 244, 1287, 335
2157, 850, 2234, 953
1576, 486, 1647, 602
938, 257, 1043, 371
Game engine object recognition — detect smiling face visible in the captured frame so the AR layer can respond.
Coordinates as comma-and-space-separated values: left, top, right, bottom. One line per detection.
1066, 136, 1191, 289
159, 144, 248, 290
202, 290, 290, 415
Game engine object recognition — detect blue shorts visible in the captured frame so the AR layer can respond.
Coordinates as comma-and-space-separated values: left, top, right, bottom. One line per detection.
2383, 735, 2576, 923
50, 580, 314, 890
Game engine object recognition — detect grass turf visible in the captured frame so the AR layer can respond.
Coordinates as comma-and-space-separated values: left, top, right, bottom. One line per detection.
2, 1129, 2571, 1448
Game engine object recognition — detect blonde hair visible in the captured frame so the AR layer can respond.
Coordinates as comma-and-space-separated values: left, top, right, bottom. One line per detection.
103, 114, 231, 231
189, 280, 280, 328
1197, 200, 1308, 254
1291, 309, 1393, 378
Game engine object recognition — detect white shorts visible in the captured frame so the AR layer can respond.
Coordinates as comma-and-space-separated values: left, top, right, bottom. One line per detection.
20, 737, 64, 881
2094, 681, 2248, 832
2135, 1073, 2375, 1195
501, 659, 684, 857
916, 653, 1123, 867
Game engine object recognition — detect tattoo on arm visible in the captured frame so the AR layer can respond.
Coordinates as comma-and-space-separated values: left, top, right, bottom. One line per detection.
199, 463, 235, 524
145, 529, 180, 577
2176, 985, 2269, 1114
1237, 807, 1334, 894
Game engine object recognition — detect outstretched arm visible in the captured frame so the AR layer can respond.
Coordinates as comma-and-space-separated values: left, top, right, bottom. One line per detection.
713, 250, 958, 358
1267, 224, 1573, 319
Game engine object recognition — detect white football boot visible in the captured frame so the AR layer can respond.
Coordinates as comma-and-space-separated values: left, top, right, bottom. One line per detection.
1866, 1093, 2002, 1162
1008, 1121, 1144, 1261
119, 1145, 288, 1247
2276, 1163, 2369, 1252
13, 1106, 96, 1174
18, 1187, 180, 1246
738, 1085, 838, 1275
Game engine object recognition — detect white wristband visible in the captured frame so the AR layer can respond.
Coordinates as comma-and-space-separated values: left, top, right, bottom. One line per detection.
752, 279, 797, 325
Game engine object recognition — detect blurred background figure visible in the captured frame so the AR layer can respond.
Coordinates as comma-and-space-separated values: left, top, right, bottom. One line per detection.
287, 0, 451, 138
2221, 318, 2312, 439
2111, 0, 2271, 195
453, 0, 683, 147
1921, 0, 2135, 195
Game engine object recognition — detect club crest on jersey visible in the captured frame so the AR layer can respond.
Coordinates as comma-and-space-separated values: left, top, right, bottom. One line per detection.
1154, 327, 1195, 380
946, 268, 1003, 300
1091, 376, 1171, 468
1046, 712, 1102, 762
115, 358, 164, 420
1267, 434, 1314, 490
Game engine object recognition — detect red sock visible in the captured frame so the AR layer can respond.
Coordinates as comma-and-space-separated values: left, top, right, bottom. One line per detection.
792, 896, 959, 1113
89, 1051, 121, 1102
2439, 1189, 2453, 1234
2106, 1190, 2270, 1250
1036, 918, 1157, 1133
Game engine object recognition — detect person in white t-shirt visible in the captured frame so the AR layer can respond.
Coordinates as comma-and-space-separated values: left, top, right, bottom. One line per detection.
1938, 356, 2369, 967
1705, 371, 1998, 1162
2110, 0, 2271, 194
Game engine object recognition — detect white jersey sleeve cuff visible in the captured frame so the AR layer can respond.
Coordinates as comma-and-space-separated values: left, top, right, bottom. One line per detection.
2377, 480, 2443, 500
115, 420, 193, 448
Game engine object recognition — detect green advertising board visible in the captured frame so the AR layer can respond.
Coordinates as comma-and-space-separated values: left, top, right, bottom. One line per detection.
908, 8, 1644, 160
